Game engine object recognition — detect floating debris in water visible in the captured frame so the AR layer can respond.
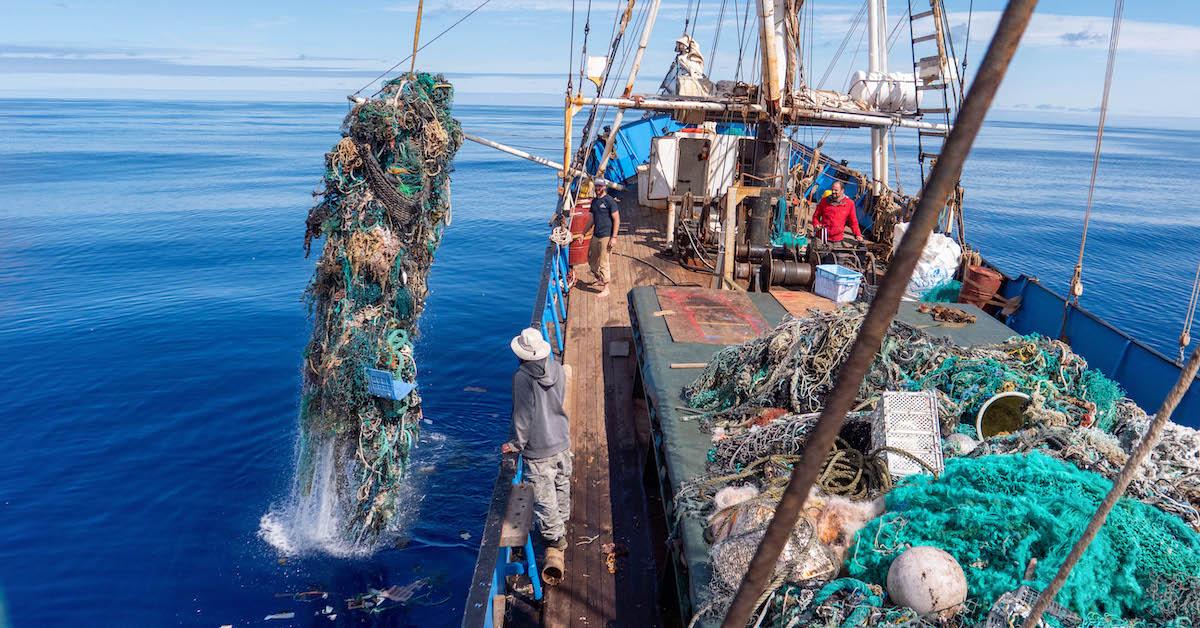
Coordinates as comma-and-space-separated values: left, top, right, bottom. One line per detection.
347, 578, 431, 613
264, 611, 295, 620
274, 590, 328, 601
463, 385, 487, 393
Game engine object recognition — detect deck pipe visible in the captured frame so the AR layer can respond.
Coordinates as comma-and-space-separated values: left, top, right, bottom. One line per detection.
721, 1, 1041, 625
572, 95, 952, 132
463, 133, 624, 191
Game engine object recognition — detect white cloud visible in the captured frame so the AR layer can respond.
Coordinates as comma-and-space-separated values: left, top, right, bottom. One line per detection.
956, 11, 1200, 56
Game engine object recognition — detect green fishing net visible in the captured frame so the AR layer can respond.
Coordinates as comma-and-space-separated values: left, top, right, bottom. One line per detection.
684, 309, 1125, 434
919, 279, 962, 302
848, 453, 1200, 623
298, 73, 462, 540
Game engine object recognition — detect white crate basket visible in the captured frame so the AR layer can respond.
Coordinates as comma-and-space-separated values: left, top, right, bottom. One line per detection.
870, 391, 944, 479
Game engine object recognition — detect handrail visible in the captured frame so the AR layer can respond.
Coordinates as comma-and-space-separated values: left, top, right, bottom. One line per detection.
462, 239, 572, 627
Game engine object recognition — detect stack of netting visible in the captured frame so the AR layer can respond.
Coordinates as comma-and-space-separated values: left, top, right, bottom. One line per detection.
969, 400, 1200, 530
684, 308, 1123, 434
678, 310, 1200, 625
849, 454, 1200, 624
299, 73, 462, 540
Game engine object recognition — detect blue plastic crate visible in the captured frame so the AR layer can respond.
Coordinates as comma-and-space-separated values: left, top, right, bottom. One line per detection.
814, 264, 864, 304
366, 368, 416, 401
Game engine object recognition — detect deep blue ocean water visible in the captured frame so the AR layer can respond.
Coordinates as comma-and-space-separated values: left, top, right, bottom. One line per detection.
0, 99, 1197, 627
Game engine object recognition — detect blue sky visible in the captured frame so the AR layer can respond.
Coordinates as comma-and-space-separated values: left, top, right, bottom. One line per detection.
2, 1, 1198, 116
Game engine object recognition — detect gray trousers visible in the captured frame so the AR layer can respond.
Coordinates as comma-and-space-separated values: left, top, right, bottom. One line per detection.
525, 449, 573, 542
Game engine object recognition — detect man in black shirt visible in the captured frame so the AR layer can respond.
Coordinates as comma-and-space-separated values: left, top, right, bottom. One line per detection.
584, 185, 620, 297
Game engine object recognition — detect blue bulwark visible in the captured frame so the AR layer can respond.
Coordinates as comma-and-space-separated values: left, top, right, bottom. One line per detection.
1001, 275, 1200, 429
366, 368, 417, 401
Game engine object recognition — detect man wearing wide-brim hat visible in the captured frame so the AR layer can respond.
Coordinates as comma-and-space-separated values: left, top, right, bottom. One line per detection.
502, 328, 573, 565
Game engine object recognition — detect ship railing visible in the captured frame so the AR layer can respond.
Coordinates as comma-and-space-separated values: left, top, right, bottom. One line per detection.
462, 241, 571, 627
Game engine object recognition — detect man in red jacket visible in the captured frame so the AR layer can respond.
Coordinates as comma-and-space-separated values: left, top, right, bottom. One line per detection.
811, 181, 864, 243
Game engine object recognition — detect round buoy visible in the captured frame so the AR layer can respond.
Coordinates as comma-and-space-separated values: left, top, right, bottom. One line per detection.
886, 546, 967, 617
944, 433, 979, 456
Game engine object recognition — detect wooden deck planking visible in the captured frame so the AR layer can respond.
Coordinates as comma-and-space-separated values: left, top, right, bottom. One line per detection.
542, 196, 701, 627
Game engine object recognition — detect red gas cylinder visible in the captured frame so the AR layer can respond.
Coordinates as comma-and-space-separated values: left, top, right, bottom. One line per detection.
959, 265, 1002, 308
568, 201, 592, 266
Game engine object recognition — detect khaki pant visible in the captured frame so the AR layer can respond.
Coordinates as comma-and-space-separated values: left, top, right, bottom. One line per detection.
526, 450, 573, 543
588, 236, 611, 285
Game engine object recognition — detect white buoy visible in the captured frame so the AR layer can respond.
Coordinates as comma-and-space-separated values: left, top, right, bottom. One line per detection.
886, 546, 967, 617
945, 433, 979, 456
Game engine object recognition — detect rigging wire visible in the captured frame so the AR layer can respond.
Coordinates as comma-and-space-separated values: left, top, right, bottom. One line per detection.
708, 0, 730, 76
937, 0, 967, 108
816, 0, 868, 89
808, 0, 815, 87
962, 0, 975, 81
1060, 0, 1124, 336
353, 0, 496, 97
734, 0, 754, 81
1180, 260, 1200, 363
887, 10, 906, 50
688, 0, 704, 39
569, 0, 577, 89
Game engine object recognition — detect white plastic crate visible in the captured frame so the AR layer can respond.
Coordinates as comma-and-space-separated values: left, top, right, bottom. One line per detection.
870, 391, 944, 479
814, 264, 864, 303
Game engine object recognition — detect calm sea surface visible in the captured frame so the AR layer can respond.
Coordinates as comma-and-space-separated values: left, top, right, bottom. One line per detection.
0, 99, 1197, 626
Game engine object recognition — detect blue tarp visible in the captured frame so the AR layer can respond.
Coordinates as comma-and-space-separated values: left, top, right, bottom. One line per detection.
585, 117, 750, 184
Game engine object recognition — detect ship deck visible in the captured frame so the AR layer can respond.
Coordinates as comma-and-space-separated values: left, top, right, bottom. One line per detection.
542, 192, 704, 627
540, 190, 1019, 626
626, 285, 1015, 624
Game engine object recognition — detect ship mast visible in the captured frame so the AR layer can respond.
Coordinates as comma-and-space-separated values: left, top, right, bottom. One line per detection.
868, 0, 890, 192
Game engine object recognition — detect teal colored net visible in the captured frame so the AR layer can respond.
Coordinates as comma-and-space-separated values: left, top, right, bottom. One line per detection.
848, 453, 1200, 623
920, 279, 962, 303
771, 231, 809, 248
684, 309, 1125, 434
298, 73, 462, 540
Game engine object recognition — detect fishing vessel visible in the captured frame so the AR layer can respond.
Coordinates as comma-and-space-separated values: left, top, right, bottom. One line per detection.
332, 0, 1200, 626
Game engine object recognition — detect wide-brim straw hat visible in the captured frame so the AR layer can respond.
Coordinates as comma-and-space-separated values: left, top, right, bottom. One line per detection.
511, 327, 551, 361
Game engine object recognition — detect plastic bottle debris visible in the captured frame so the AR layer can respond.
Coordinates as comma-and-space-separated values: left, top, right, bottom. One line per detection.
264, 612, 295, 620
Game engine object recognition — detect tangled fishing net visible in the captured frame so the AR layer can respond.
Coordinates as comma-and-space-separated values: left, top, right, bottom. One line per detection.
848, 453, 1200, 624
674, 308, 1200, 626
969, 400, 1200, 531
298, 73, 462, 541
684, 309, 1125, 434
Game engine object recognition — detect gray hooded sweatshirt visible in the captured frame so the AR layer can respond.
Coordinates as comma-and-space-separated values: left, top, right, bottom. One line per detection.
509, 357, 570, 460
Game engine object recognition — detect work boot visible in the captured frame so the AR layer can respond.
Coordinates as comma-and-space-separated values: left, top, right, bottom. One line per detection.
548, 536, 568, 550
